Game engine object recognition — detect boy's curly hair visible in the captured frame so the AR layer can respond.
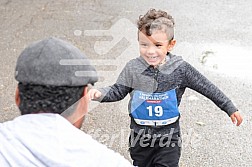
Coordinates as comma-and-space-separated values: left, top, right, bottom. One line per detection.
137, 9, 175, 40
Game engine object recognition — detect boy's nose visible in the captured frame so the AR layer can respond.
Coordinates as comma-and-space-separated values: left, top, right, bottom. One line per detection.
146, 45, 156, 55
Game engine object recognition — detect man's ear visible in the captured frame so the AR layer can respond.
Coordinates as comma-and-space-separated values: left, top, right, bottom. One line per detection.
15, 86, 20, 106
72, 86, 89, 129
83, 86, 88, 97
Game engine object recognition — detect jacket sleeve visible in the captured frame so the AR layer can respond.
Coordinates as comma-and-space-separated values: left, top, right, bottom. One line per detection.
183, 62, 238, 116
97, 62, 133, 102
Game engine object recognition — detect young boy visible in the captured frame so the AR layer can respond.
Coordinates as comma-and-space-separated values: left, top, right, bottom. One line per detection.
88, 9, 243, 167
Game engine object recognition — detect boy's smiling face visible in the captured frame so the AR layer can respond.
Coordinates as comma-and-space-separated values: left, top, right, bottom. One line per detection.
138, 30, 176, 67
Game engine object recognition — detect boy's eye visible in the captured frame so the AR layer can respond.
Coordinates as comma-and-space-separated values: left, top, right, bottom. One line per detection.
155, 44, 162, 47
140, 43, 148, 47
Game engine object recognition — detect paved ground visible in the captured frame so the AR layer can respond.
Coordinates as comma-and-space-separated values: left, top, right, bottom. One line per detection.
1, 0, 252, 166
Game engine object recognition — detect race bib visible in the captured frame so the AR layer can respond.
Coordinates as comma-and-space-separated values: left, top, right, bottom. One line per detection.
131, 89, 179, 126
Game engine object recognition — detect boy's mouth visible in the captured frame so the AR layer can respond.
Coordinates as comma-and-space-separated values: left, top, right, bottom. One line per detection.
147, 56, 158, 62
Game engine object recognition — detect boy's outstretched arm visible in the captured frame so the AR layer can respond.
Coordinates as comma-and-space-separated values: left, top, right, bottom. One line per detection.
230, 111, 243, 126
87, 61, 133, 103
183, 62, 243, 126
87, 84, 132, 102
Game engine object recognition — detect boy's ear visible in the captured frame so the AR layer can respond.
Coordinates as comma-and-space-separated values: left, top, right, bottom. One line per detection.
15, 86, 20, 106
167, 39, 176, 52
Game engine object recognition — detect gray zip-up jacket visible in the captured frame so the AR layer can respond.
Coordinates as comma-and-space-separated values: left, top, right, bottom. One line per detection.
98, 53, 238, 135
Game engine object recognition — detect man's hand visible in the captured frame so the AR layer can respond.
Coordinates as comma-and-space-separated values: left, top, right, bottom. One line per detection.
230, 111, 243, 126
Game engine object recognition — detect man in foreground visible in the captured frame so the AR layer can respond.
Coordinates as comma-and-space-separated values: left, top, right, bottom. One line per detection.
0, 37, 133, 167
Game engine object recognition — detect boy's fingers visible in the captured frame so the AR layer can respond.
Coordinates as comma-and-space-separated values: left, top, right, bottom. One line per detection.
231, 112, 243, 126
230, 115, 236, 124
87, 90, 95, 100
94, 91, 101, 98
87, 89, 101, 100
235, 115, 243, 126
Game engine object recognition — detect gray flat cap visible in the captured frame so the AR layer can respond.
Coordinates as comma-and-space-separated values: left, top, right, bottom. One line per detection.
15, 37, 98, 86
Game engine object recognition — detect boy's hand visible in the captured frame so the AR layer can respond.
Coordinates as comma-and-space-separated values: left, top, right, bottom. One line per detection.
230, 111, 243, 126
88, 88, 102, 100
